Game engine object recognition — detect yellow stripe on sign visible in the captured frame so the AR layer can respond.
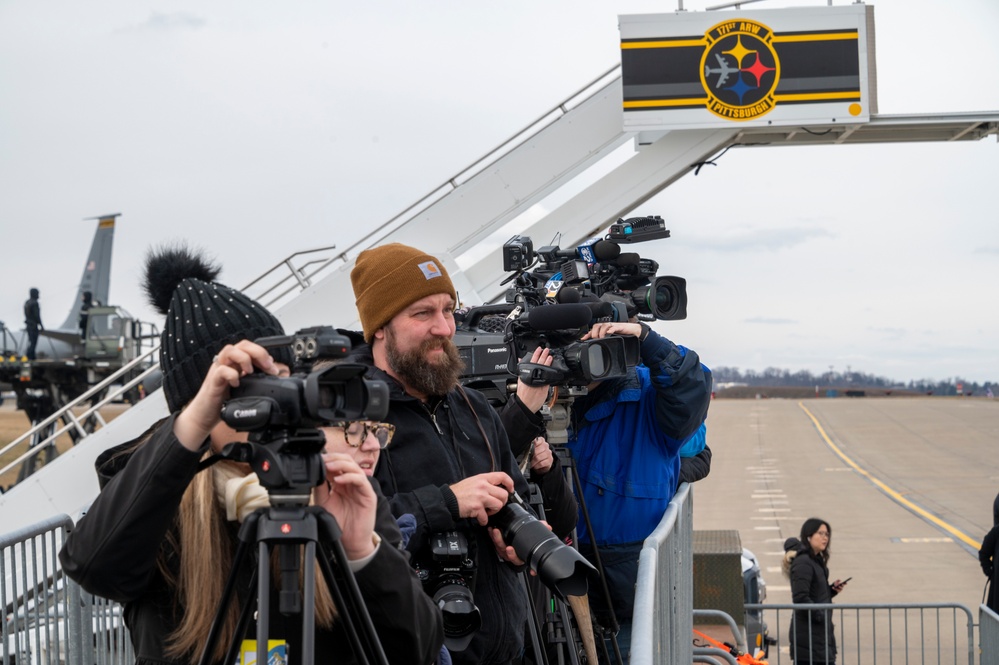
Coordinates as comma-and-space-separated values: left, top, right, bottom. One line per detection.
775, 91, 861, 103
620, 39, 706, 49
623, 98, 706, 109
798, 402, 982, 550
773, 32, 859, 43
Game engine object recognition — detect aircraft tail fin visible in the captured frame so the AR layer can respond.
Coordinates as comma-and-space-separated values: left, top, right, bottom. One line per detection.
56, 213, 118, 332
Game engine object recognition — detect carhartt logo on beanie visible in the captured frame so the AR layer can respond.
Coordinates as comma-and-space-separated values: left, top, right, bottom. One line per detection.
350, 243, 457, 343
143, 245, 293, 412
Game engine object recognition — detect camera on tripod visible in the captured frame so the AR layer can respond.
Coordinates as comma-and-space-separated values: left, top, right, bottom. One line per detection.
219, 326, 389, 499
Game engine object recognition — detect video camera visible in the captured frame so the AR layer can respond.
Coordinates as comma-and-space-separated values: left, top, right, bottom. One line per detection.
457, 215, 684, 392
219, 326, 389, 500
503, 215, 687, 322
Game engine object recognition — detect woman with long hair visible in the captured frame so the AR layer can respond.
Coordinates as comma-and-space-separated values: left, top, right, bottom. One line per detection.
59, 245, 443, 665
782, 518, 848, 664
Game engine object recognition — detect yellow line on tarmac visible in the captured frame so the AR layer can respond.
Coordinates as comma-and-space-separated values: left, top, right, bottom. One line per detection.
798, 401, 982, 551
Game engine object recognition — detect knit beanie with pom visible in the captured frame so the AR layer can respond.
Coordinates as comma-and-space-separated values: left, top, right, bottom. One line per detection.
143, 244, 292, 412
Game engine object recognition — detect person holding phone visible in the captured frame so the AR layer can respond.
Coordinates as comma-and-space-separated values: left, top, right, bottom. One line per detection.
782, 518, 847, 664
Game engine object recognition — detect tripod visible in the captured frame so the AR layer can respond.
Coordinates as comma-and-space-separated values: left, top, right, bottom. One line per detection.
542, 395, 626, 665
197, 442, 389, 665
520, 482, 589, 665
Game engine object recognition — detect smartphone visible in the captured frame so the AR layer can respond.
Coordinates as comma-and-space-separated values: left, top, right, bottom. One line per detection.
841, 577, 852, 584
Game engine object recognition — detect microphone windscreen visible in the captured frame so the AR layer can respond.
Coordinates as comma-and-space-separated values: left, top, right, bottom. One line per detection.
528, 304, 592, 330
592, 240, 621, 261
617, 252, 641, 267
556, 287, 581, 304
584, 301, 615, 320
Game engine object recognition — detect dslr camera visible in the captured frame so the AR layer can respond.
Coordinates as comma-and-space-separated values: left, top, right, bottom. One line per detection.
220, 326, 389, 500
414, 492, 597, 652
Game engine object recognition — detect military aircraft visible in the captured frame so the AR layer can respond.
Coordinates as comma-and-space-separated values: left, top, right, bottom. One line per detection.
0, 213, 118, 364
0, 213, 158, 417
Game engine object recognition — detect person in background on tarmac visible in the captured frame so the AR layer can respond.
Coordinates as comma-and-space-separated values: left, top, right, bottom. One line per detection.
78, 290, 96, 339
783, 518, 848, 665
978, 492, 999, 614
23, 287, 43, 360
566, 319, 711, 661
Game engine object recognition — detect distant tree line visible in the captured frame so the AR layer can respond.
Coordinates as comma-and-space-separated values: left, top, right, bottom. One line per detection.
711, 366, 996, 397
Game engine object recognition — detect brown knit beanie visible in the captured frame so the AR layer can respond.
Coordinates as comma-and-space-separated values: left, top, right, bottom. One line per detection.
350, 243, 457, 343
143, 244, 293, 412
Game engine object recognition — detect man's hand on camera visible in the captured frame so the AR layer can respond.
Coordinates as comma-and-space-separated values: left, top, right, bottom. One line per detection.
516, 347, 553, 413
173, 340, 286, 452
530, 437, 554, 475
316, 452, 378, 561
582, 321, 642, 340
488, 519, 552, 572
450, 472, 515, 526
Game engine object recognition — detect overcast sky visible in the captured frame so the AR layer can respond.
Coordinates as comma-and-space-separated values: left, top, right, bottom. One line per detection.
1, 0, 996, 385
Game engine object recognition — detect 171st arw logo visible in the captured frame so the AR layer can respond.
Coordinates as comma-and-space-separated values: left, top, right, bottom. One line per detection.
700, 19, 780, 121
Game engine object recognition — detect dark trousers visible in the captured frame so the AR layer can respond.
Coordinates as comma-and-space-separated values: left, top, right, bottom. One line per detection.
26, 326, 39, 360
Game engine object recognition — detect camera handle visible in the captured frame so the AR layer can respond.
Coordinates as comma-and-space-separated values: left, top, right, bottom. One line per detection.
196, 504, 389, 665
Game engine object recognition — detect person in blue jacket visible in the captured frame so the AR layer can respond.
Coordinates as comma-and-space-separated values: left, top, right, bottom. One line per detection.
565, 319, 711, 660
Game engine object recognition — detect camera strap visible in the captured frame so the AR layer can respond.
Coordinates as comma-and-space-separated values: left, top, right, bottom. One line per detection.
455, 385, 498, 474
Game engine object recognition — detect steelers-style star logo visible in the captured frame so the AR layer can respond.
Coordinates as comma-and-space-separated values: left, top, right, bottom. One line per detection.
700, 19, 780, 121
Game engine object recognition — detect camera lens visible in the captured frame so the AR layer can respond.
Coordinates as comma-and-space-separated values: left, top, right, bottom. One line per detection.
585, 344, 609, 378
433, 580, 481, 651
633, 276, 687, 320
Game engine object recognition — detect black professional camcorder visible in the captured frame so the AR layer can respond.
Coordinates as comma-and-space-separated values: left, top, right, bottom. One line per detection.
457, 215, 682, 391
220, 326, 389, 498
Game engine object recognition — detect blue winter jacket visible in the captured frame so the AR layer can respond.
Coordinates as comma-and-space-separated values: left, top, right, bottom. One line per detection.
567, 329, 711, 546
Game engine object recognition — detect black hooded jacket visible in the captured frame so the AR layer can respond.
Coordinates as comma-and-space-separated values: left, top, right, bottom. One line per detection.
345, 336, 532, 665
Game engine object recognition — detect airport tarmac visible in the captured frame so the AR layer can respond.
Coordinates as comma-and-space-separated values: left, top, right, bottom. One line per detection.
691, 396, 999, 615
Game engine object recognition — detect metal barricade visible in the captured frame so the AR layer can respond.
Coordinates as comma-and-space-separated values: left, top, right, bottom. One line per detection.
631, 482, 694, 665
2, 514, 132, 665
981, 604, 999, 665
747, 602, 975, 665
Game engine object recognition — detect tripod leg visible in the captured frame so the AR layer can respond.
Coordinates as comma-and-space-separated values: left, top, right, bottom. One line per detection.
198, 512, 258, 665
314, 509, 388, 665
521, 572, 550, 665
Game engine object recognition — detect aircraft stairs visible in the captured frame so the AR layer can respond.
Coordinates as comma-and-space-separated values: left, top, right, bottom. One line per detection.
1, 63, 997, 538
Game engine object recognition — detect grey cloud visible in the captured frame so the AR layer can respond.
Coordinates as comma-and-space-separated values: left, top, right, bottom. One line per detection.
120, 12, 206, 33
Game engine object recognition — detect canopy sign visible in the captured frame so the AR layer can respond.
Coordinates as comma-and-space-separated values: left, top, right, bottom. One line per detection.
620, 5, 877, 131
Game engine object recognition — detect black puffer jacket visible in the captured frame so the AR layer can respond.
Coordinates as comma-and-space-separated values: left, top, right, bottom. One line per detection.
979, 492, 999, 613
346, 339, 532, 665
58, 414, 444, 665
785, 538, 838, 664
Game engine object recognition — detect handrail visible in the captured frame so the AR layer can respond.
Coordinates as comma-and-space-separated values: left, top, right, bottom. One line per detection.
2, 64, 625, 475
0, 346, 160, 479
242, 65, 624, 311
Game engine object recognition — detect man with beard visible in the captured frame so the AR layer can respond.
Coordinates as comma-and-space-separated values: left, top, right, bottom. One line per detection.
349, 243, 532, 665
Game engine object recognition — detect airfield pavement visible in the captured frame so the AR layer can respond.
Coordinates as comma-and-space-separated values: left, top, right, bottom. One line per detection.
3, 394, 997, 616
691, 395, 999, 615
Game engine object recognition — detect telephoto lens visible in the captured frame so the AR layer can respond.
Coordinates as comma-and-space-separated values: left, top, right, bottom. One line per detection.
489, 492, 597, 600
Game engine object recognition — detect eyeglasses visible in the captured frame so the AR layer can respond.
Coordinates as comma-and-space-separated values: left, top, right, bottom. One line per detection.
328, 421, 395, 449
814, 530, 830, 538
